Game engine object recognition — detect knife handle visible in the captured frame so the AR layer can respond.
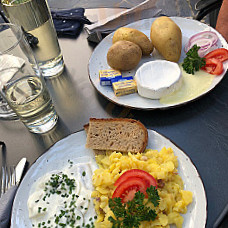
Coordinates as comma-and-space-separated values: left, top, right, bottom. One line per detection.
0, 141, 5, 147
213, 203, 228, 228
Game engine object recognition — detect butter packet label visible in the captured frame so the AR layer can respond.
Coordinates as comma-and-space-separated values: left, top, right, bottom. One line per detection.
99, 69, 122, 86
111, 76, 134, 84
112, 79, 137, 97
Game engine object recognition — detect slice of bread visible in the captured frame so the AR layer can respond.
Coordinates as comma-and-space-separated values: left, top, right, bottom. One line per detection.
85, 118, 148, 153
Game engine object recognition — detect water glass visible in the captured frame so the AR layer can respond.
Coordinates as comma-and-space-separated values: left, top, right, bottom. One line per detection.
0, 93, 17, 119
0, 23, 58, 133
1, 0, 64, 78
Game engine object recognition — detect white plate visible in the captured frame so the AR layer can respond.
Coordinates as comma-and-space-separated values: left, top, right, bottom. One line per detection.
11, 130, 207, 227
88, 17, 228, 109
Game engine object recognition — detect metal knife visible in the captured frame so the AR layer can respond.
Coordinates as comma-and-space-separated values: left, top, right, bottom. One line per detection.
15, 157, 26, 185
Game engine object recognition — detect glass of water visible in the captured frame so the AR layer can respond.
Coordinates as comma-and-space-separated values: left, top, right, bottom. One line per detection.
0, 23, 58, 133
0, 93, 17, 119
1, 0, 64, 78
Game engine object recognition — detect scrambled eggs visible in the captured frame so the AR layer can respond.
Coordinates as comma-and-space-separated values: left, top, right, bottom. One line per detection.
92, 147, 193, 228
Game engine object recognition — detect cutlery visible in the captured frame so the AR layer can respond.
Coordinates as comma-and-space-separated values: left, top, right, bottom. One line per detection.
15, 157, 26, 186
213, 203, 228, 228
1, 158, 26, 196
1, 166, 16, 197
0, 157, 27, 228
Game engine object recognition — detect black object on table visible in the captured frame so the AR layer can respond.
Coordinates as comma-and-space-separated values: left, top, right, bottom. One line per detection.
194, 0, 223, 27
213, 203, 228, 228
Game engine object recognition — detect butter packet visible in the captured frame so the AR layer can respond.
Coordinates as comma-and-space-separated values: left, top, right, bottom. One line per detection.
112, 76, 137, 97
99, 69, 122, 86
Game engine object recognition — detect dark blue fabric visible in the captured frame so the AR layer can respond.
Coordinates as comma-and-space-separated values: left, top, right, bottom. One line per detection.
51, 8, 92, 37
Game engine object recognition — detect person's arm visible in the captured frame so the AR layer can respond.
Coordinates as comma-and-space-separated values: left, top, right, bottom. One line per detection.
216, 0, 228, 41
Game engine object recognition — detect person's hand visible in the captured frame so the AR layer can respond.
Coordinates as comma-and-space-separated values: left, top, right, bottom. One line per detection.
216, 0, 228, 41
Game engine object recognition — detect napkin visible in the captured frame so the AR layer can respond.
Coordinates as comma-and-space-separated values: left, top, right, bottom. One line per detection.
85, 0, 162, 43
0, 186, 17, 228
51, 8, 92, 37
0, 54, 25, 85
0, 6, 91, 37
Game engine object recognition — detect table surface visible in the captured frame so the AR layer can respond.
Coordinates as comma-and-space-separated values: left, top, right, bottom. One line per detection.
0, 1, 227, 228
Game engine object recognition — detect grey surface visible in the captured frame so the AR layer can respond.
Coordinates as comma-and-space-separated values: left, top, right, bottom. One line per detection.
47, 0, 211, 24
0, 2, 226, 228
48, 0, 148, 9
48, 0, 194, 17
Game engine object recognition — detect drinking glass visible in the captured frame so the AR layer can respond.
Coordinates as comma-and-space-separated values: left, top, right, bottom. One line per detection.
0, 93, 17, 119
0, 23, 58, 133
0, 0, 64, 78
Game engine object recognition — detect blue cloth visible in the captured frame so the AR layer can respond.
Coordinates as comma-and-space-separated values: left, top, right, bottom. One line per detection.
51, 8, 92, 37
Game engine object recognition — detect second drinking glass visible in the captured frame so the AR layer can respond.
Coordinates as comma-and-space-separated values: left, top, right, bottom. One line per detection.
1, 0, 65, 78
0, 23, 58, 133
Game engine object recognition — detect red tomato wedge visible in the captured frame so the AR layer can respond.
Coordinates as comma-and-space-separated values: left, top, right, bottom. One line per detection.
112, 169, 157, 203
112, 177, 147, 203
201, 58, 223, 75
114, 169, 157, 188
204, 48, 228, 62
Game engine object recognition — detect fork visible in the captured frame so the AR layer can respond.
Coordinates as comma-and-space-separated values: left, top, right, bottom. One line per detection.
0, 166, 16, 198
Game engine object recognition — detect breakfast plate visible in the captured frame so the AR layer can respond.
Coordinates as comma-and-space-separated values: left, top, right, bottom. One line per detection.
88, 17, 228, 109
11, 129, 207, 227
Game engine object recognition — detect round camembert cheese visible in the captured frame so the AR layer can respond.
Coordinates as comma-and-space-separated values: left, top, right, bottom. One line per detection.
135, 60, 182, 99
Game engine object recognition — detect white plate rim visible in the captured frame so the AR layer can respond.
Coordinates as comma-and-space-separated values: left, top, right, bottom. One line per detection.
88, 16, 228, 110
11, 129, 207, 227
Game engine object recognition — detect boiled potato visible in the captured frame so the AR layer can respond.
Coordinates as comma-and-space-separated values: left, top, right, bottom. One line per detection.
107, 40, 142, 71
113, 27, 153, 55
150, 16, 182, 62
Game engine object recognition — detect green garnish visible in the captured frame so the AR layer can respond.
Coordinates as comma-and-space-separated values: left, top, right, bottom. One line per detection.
182, 44, 206, 75
33, 168, 96, 228
108, 186, 160, 228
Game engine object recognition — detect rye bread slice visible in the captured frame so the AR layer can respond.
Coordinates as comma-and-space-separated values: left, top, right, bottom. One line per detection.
85, 118, 148, 153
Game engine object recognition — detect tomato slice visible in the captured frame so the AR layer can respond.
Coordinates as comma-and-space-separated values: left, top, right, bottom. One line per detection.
114, 169, 157, 189
112, 177, 147, 203
204, 48, 228, 62
112, 169, 158, 203
201, 58, 223, 75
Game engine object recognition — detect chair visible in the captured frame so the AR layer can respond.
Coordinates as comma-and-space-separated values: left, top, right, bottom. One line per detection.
194, 0, 223, 28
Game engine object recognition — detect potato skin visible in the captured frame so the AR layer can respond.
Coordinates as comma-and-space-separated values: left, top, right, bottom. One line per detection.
150, 16, 182, 62
113, 27, 153, 55
107, 40, 142, 71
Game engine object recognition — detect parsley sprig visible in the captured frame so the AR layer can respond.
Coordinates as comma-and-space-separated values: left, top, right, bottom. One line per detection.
108, 186, 160, 228
182, 44, 206, 75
